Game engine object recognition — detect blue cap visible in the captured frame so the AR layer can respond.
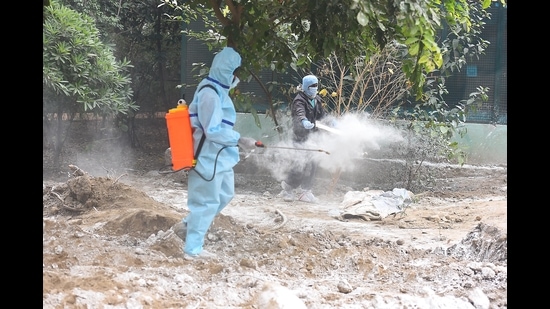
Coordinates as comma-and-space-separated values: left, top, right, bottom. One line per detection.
302, 75, 318, 90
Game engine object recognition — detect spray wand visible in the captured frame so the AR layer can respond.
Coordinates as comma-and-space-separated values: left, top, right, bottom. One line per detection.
253, 141, 330, 155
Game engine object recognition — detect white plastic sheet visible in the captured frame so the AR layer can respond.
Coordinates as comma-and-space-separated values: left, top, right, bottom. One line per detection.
339, 188, 413, 220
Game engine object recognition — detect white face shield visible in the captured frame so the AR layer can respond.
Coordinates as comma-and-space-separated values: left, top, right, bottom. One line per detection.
230, 76, 240, 89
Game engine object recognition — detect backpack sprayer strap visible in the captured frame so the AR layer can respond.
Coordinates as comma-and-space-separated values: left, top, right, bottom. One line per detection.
194, 134, 206, 161
193, 84, 218, 161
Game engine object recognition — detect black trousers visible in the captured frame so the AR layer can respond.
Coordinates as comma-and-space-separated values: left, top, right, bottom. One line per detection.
285, 160, 318, 191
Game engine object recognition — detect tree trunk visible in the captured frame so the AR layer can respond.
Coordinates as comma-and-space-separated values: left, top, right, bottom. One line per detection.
156, 6, 168, 108
53, 108, 63, 168
52, 106, 75, 169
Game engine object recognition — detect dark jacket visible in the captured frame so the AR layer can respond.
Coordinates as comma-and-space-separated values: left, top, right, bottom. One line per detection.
291, 91, 327, 143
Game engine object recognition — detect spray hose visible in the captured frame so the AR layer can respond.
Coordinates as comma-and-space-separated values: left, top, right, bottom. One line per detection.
158, 146, 229, 182
158, 140, 330, 178
254, 141, 330, 155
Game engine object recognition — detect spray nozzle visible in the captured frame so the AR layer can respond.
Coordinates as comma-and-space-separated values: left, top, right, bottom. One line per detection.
177, 99, 186, 106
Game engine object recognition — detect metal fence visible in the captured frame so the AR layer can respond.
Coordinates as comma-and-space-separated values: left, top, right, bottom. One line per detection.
444, 3, 507, 124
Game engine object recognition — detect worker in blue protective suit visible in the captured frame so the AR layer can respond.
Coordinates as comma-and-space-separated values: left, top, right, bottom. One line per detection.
172, 46, 257, 260
280, 74, 330, 203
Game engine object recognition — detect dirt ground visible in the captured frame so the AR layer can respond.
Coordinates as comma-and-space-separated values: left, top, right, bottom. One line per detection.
43, 119, 507, 309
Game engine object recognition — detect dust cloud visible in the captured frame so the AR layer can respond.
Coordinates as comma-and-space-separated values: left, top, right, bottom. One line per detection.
71, 122, 136, 177
250, 113, 404, 180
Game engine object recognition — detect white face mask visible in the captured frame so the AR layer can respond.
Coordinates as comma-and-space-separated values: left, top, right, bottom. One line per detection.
230, 76, 240, 89
305, 86, 318, 98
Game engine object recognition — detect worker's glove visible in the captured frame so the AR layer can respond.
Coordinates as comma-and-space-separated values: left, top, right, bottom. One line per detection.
238, 137, 257, 150
302, 119, 314, 130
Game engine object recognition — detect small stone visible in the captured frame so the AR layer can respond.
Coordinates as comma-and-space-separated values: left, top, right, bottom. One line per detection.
54, 245, 63, 255
337, 280, 353, 294
239, 258, 257, 269
481, 267, 496, 279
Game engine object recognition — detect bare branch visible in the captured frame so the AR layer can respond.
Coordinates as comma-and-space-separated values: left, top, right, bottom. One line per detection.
112, 173, 128, 185
50, 191, 64, 202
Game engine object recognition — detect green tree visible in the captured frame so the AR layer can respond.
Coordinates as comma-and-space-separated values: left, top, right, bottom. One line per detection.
163, 0, 500, 191
57, 0, 184, 149
43, 0, 137, 168
161, 0, 505, 99
160, 0, 505, 138
60, 0, 183, 110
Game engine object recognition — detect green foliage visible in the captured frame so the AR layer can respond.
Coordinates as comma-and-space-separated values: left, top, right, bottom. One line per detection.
158, 0, 504, 141
58, 0, 123, 35
391, 0, 492, 164
43, 0, 136, 115
43, 0, 139, 168
378, 1, 493, 190
58, 0, 184, 113
439, 2, 491, 74
290, 0, 492, 190
161, 0, 504, 101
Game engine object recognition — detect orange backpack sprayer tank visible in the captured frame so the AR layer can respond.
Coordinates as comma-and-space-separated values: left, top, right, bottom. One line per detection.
165, 99, 195, 171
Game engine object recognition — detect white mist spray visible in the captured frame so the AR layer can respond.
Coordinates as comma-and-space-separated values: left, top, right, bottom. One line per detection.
253, 113, 405, 180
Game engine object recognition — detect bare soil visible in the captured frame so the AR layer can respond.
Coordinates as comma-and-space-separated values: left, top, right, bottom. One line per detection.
43, 119, 507, 309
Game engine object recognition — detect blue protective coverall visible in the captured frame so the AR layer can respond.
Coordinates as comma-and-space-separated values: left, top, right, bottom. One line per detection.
183, 47, 242, 255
